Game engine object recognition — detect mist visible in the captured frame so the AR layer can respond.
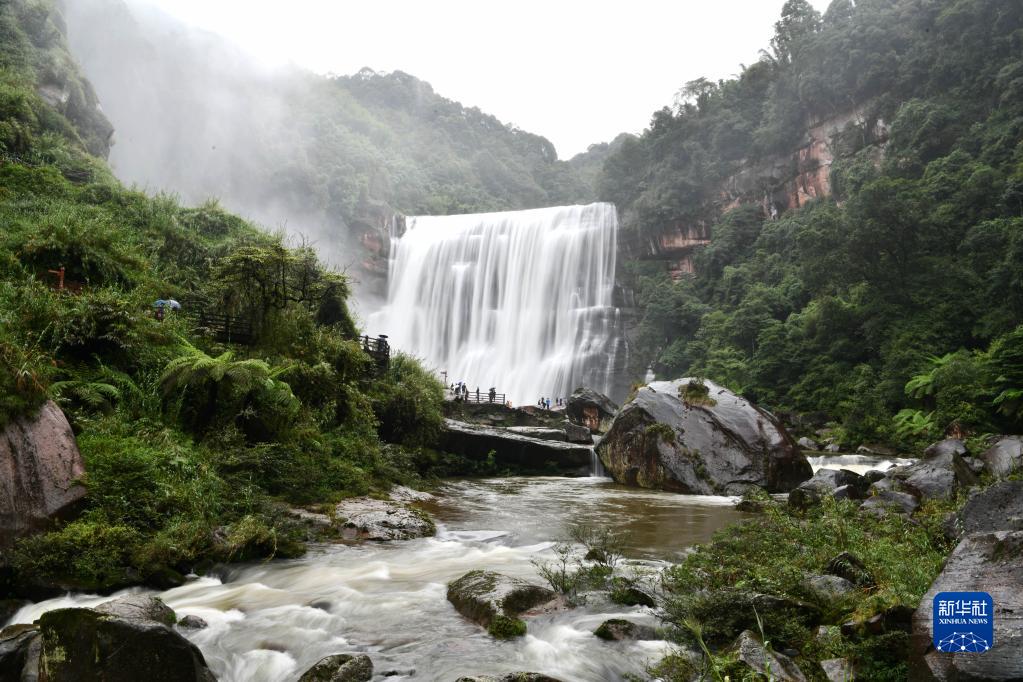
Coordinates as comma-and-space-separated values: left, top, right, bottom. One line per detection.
61, 0, 365, 285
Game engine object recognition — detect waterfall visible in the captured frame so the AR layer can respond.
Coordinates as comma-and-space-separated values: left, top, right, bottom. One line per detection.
370, 203, 620, 405
590, 449, 608, 478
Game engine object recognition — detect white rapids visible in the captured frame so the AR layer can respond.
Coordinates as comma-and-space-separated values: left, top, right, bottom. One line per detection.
369, 203, 621, 405
8, 477, 745, 682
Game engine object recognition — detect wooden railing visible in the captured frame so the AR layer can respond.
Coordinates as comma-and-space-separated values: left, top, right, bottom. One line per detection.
192, 310, 255, 345
361, 335, 391, 370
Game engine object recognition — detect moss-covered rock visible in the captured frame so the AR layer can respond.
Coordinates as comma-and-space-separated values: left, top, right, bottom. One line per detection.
594, 618, 658, 641
37, 601, 215, 681
297, 653, 372, 682
446, 570, 556, 638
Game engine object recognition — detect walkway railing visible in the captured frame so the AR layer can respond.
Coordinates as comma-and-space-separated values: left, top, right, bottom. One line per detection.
361, 335, 390, 370
452, 390, 507, 405
192, 310, 255, 345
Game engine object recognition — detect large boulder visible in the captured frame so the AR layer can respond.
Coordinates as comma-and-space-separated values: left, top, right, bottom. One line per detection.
888, 451, 978, 502
910, 531, 1023, 680
35, 594, 215, 681
565, 388, 618, 434
441, 419, 592, 474
595, 379, 811, 494
980, 436, 1023, 478
298, 653, 372, 682
0, 401, 86, 547
446, 570, 556, 639
0, 625, 40, 681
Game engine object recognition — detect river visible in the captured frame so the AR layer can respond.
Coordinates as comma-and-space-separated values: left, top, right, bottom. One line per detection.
7, 455, 903, 681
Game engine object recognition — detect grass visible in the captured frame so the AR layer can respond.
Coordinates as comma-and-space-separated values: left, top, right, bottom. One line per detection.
657, 495, 962, 681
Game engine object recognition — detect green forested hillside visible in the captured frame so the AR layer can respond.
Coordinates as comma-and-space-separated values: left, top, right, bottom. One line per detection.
63, 0, 594, 267
604, 0, 1023, 447
1, 0, 445, 594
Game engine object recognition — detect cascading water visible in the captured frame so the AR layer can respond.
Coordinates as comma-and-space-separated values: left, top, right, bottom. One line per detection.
370, 203, 620, 405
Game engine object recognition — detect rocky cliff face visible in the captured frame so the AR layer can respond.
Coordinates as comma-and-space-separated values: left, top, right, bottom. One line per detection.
631, 105, 888, 280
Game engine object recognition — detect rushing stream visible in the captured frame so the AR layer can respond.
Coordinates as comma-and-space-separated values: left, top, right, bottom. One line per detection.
8, 454, 900, 681
9, 477, 744, 682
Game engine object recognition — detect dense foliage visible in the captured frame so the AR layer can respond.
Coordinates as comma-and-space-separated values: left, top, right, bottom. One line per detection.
656, 494, 959, 682
605, 0, 1023, 446
0, 0, 445, 594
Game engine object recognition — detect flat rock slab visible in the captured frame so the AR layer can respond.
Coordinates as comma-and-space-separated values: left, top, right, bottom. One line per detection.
442, 419, 592, 473
860, 490, 919, 517
504, 426, 568, 441
334, 498, 435, 541
911, 531, 1023, 680
951, 481, 1023, 538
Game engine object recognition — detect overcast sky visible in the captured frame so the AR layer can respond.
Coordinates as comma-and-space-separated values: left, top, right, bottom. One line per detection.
134, 0, 832, 158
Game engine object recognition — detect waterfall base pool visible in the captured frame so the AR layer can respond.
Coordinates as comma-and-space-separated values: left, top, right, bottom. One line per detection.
9, 477, 746, 682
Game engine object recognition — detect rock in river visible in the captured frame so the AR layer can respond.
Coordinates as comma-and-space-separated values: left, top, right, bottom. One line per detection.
298, 653, 373, 682
980, 436, 1023, 478
33, 594, 215, 681
595, 378, 811, 494
441, 419, 592, 474
334, 497, 435, 541
0, 401, 86, 548
447, 570, 556, 639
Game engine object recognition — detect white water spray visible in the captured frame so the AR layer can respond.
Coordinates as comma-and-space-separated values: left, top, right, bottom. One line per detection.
370, 203, 620, 405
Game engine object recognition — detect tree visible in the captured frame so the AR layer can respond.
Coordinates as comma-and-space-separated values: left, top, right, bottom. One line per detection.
770, 0, 822, 64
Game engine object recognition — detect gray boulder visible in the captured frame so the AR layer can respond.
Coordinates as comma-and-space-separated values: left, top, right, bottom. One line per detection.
594, 618, 658, 641
0, 625, 39, 681
805, 574, 857, 601
824, 443, 842, 453
566, 388, 618, 434
859, 490, 920, 517
441, 420, 592, 474
789, 469, 868, 509
889, 451, 977, 501
736, 630, 807, 682
36, 598, 215, 681
820, 657, 853, 682
797, 436, 820, 451
0, 401, 86, 548
924, 439, 967, 459
561, 420, 593, 444
911, 531, 1023, 680
177, 615, 208, 630
446, 570, 556, 639
981, 436, 1023, 478
298, 653, 372, 682
947, 481, 1023, 539
595, 379, 811, 494
95, 594, 176, 626
334, 498, 435, 541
